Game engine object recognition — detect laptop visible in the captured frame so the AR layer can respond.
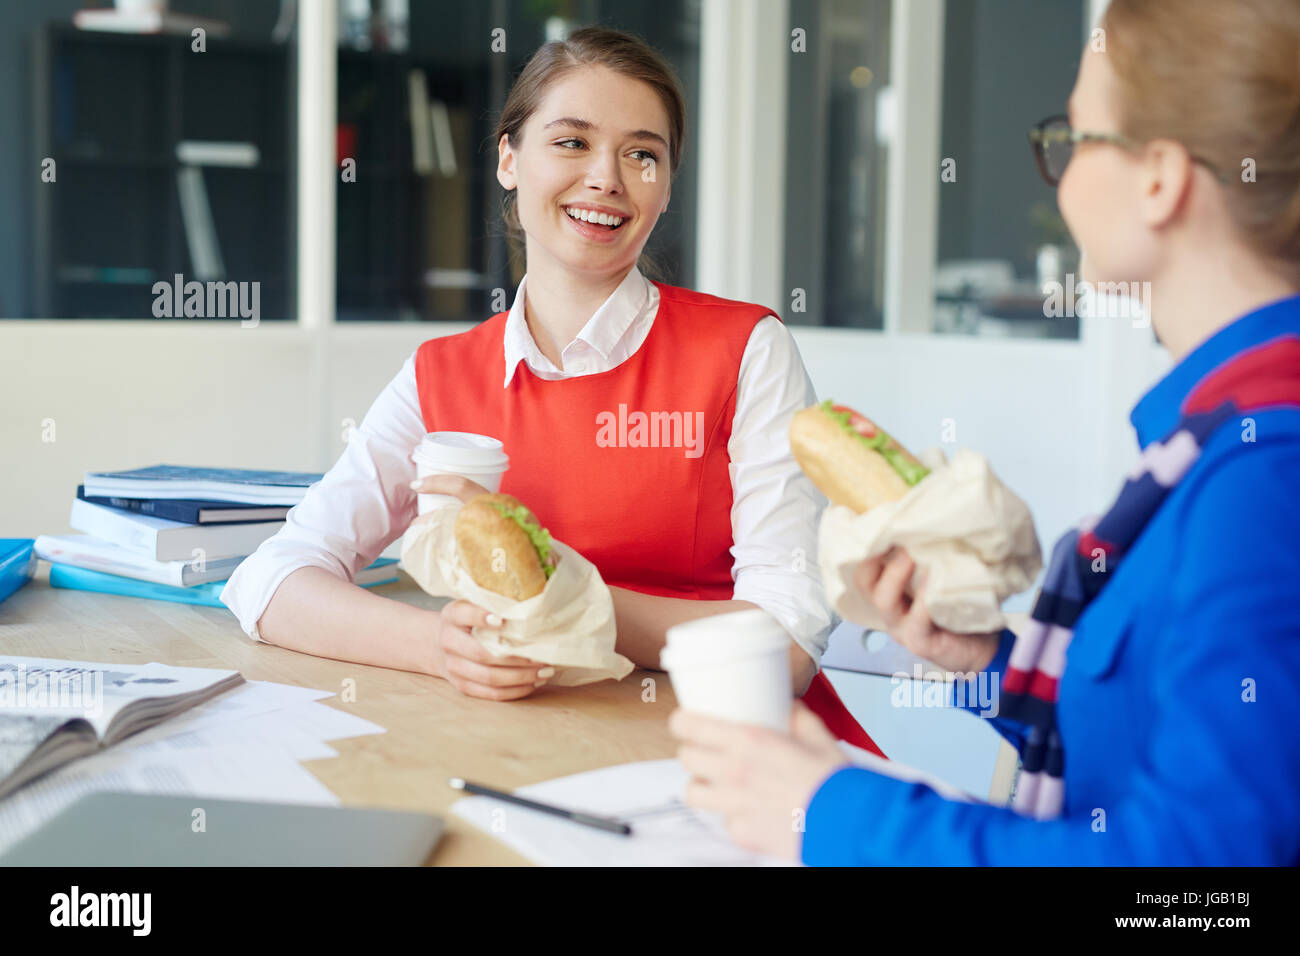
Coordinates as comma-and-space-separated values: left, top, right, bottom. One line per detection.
0, 792, 443, 866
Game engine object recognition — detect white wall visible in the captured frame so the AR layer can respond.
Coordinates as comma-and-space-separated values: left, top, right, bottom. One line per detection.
0, 322, 464, 553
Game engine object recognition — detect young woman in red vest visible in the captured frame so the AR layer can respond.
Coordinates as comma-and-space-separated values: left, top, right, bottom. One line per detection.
222, 27, 882, 755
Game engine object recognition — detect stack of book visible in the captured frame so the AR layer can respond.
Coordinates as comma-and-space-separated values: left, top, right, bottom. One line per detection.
33, 466, 400, 607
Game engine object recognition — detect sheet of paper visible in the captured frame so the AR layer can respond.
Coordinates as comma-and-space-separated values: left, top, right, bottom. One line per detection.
197, 679, 334, 720
0, 740, 340, 856
120, 711, 339, 762
0, 678, 388, 858
452, 759, 794, 866
269, 701, 387, 742
81, 678, 333, 747
453, 749, 983, 866
117, 697, 384, 760
100, 682, 360, 759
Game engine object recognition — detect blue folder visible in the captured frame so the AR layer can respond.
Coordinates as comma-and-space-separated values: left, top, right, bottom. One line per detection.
0, 539, 37, 605
47, 558, 400, 608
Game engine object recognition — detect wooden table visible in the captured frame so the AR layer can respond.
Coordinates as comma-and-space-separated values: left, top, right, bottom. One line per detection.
0, 565, 680, 865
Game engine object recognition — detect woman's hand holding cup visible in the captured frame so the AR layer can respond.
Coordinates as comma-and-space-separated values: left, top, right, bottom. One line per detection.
409, 431, 509, 514
409, 473, 492, 503
854, 548, 1000, 674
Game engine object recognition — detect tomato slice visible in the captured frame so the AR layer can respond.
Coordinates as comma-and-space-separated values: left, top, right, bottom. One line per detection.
830, 404, 878, 438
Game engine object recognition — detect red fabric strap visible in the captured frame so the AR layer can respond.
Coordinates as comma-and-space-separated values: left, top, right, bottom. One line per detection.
803, 672, 886, 757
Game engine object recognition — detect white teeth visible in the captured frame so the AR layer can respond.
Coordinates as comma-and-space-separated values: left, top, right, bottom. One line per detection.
565, 207, 623, 228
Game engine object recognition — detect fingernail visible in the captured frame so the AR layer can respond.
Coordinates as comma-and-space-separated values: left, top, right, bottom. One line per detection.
533, 679, 548, 688
486, 613, 504, 627
408, 479, 423, 490
537, 666, 555, 679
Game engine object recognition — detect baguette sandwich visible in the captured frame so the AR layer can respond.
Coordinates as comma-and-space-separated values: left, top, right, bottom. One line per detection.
790, 400, 930, 513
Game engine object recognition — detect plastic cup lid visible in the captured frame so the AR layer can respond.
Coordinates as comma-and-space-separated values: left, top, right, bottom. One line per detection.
660, 608, 790, 669
412, 432, 509, 470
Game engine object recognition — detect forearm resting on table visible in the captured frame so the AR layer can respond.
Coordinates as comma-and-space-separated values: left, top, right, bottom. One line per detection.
609, 586, 817, 696
256, 565, 440, 676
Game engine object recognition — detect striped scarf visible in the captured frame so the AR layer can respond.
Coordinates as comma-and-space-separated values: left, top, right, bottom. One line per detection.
999, 333, 1300, 820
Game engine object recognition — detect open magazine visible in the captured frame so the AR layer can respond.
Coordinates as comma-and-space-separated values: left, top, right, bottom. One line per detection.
0, 656, 244, 800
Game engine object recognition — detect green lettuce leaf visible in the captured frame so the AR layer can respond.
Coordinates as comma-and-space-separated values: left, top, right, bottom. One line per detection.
487, 501, 557, 578
820, 400, 929, 486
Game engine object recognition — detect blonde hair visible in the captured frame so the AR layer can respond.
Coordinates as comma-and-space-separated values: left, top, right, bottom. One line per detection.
1103, 0, 1300, 284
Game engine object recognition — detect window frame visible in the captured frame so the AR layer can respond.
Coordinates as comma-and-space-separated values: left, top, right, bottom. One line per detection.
696, 0, 1110, 338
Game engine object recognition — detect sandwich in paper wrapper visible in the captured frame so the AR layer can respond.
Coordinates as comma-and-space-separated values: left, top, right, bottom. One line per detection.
820, 447, 1043, 634
399, 503, 634, 685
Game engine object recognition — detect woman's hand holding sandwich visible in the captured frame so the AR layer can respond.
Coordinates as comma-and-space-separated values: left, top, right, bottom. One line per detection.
410, 475, 816, 696
788, 402, 1002, 676
411, 474, 553, 700
855, 548, 1000, 675
433, 598, 553, 700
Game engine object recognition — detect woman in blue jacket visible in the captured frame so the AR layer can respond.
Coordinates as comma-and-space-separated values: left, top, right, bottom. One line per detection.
669, 0, 1300, 865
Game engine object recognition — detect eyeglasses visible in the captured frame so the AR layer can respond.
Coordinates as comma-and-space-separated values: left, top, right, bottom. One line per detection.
1028, 115, 1136, 186
1028, 114, 1229, 187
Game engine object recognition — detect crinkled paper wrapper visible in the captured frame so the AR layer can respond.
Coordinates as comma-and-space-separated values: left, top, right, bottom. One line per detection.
821, 448, 1042, 634
399, 503, 634, 686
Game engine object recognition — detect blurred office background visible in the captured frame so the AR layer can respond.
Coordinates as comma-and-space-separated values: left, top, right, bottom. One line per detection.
1, 0, 1163, 581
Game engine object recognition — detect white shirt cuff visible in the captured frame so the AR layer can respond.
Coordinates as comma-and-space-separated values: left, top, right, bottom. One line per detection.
220, 547, 348, 643
732, 568, 834, 668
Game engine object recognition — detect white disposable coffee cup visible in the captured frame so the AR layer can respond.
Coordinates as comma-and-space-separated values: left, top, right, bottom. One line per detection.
660, 608, 792, 731
411, 432, 510, 514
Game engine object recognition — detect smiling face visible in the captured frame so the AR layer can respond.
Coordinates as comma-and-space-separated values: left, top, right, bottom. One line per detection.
496, 65, 673, 281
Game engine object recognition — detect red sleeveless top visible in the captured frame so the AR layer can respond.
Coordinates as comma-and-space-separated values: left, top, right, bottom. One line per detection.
414, 281, 884, 756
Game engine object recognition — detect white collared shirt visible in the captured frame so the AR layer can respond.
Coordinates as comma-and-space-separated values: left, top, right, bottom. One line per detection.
501, 267, 657, 384
221, 267, 835, 664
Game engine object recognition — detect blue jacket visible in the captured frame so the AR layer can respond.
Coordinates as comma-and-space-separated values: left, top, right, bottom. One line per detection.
803, 294, 1300, 865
